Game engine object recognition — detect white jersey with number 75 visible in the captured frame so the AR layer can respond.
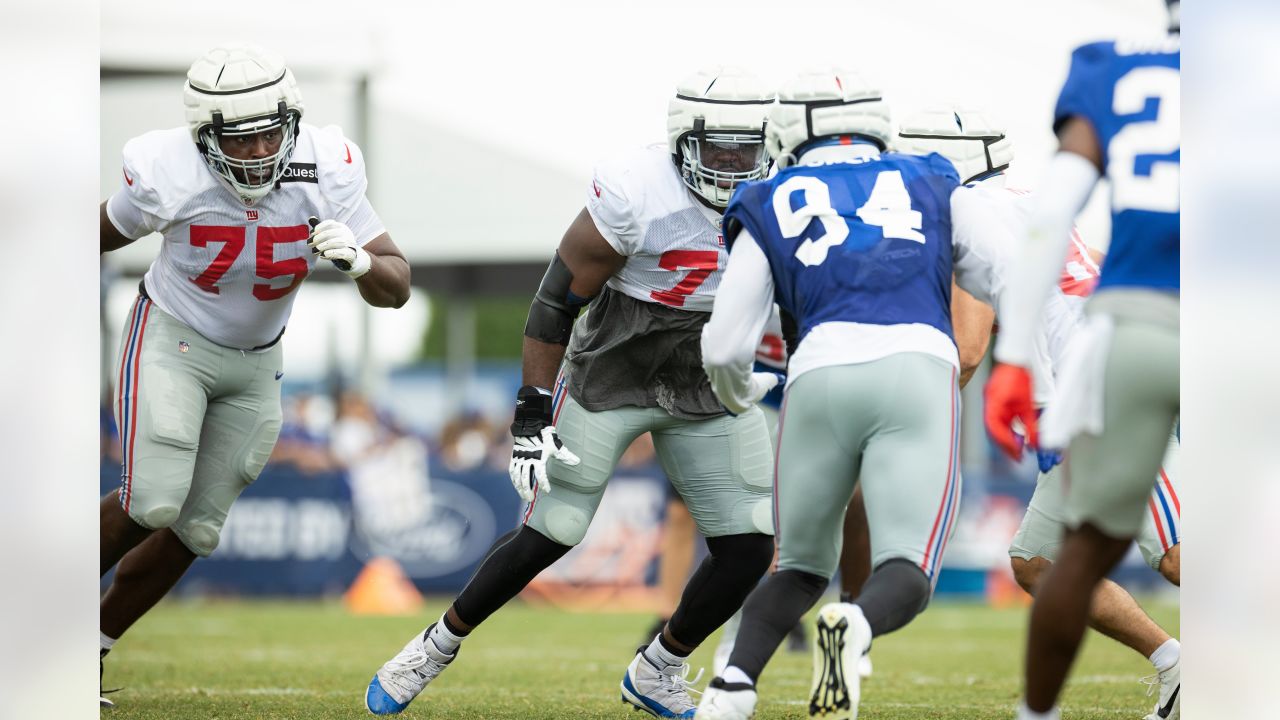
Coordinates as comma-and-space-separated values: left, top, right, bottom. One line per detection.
105, 123, 385, 350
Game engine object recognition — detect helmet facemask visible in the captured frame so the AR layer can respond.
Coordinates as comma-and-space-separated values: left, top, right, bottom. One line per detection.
678, 119, 768, 207
196, 101, 299, 204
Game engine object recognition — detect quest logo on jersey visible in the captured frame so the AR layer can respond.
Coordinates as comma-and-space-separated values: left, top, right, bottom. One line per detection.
278, 162, 318, 184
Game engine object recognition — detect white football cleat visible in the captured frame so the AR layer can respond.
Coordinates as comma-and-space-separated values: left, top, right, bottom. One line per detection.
364, 624, 457, 715
621, 649, 702, 718
695, 677, 757, 719
1142, 657, 1180, 720
809, 603, 871, 719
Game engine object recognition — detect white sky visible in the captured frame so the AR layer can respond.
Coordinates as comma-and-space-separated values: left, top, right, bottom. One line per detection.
103, 0, 1168, 262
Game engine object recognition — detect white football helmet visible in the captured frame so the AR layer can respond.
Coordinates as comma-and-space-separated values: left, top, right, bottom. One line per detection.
767, 68, 891, 169
667, 66, 774, 207
895, 106, 1013, 184
183, 45, 304, 205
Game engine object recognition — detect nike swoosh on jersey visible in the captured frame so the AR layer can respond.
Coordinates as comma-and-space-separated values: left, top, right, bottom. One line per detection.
123, 168, 133, 186
343, 144, 352, 164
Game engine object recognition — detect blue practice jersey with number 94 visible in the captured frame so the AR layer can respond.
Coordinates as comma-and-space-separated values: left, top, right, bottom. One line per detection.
1055, 37, 1180, 292
724, 152, 960, 346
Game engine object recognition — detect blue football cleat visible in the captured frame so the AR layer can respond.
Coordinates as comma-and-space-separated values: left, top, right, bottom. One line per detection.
621, 648, 702, 718
364, 624, 457, 715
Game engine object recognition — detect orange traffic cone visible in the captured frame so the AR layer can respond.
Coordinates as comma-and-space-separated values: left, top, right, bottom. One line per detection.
344, 557, 425, 615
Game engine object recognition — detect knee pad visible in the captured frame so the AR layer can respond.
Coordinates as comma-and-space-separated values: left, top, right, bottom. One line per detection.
172, 520, 222, 557
131, 502, 181, 531
749, 497, 775, 535
237, 413, 282, 482
538, 504, 592, 546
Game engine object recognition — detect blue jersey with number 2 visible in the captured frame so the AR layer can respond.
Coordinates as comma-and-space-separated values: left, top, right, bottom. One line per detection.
1055, 38, 1180, 292
724, 152, 960, 347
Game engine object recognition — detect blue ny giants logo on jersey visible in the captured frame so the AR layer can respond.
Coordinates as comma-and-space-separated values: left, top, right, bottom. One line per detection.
725, 153, 960, 344
1056, 38, 1180, 292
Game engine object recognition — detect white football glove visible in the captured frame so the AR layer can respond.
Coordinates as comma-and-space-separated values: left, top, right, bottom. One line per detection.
508, 385, 581, 504
509, 426, 581, 504
747, 371, 784, 404
307, 217, 371, 278
715, 370, 785, 416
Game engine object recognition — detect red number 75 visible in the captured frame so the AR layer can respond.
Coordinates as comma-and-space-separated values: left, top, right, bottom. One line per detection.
188, 224, 310, 301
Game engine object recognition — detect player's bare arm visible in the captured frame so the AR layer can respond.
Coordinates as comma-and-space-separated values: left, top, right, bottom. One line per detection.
100, 201, 136, 254
1055, 115, 1104, 172
352, 233, 411, 308
952, 280, 994, 389
520, 207, 625, 389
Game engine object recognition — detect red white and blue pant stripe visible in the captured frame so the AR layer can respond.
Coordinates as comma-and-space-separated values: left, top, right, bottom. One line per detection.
920, 367, 961, 587
1148, 466, 1180, 553
115, 295, 153, 513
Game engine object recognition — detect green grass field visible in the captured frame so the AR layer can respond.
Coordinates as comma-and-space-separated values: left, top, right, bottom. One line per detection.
102, 596, 1178, 719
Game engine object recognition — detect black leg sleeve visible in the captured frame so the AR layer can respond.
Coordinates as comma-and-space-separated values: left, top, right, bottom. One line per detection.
451, 526, 571, 628
726, 569, 829, 683
666, 533, 774, 649
854, 558, 932, 637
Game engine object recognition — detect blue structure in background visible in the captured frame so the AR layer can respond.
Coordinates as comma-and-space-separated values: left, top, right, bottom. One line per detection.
100, 457, 1164, 598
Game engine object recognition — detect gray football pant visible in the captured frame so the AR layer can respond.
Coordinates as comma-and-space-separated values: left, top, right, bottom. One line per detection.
1064, 290, 1180, 540
113, 295, 283, 557
523, 392, 775, 547
774, 353, 961, 584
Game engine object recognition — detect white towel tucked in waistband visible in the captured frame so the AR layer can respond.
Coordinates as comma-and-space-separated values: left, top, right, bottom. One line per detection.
1041, 313, 1114, 450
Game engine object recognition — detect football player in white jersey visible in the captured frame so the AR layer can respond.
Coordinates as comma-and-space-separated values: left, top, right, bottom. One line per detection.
899, 105, 1181, 719
98, 45, 410, 706
366, 67, 778, 718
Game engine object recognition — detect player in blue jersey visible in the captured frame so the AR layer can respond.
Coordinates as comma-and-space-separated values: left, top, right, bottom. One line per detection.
694, 68, 1006, 720
985, 4, 1181, 720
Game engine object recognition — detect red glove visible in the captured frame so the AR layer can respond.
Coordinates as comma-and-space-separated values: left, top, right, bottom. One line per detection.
984, 363, 1038, 459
